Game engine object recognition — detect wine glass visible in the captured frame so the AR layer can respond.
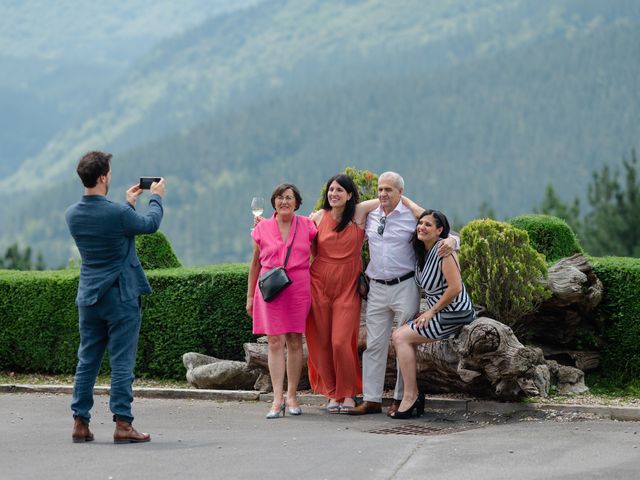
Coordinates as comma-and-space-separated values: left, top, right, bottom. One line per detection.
250, 197, 264, 231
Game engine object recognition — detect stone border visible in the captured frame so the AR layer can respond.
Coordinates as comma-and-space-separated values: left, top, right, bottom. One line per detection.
2, 384, 639, 421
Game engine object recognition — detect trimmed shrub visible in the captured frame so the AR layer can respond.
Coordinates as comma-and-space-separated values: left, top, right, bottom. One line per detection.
591, 256, 640, 384
136, 231, 182, 270
460, 219, 551, 326
0, 264, 253, 379
509, 214, 583, 263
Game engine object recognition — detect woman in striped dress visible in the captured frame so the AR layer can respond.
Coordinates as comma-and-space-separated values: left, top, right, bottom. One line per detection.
390, 209, 475, 419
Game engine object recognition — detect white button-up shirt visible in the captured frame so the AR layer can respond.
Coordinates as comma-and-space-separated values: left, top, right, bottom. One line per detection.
365, 202, 416, 280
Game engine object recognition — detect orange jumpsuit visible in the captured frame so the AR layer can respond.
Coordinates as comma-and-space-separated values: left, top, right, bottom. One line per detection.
307, 213, 364, 400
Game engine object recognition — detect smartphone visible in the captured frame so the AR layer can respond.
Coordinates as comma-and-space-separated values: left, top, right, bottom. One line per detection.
139, 177, 161, 189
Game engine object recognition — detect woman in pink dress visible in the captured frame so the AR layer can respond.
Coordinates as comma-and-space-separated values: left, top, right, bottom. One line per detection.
246, 183, 317, 419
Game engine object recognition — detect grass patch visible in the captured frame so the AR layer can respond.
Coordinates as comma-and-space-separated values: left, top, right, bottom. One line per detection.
0, 371, 191, 389
585, 372, 640, 398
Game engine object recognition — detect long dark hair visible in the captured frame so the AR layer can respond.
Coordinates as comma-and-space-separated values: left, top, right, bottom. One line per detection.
411, 209, 450, 269
321, 174, 359, 232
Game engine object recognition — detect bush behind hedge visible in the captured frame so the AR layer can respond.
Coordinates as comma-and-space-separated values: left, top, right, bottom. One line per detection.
460, 219, 550, 326
509, 214, 583, 263
0, 264, 253, 379
591, 256, 640, 384
136, 231, 182, 270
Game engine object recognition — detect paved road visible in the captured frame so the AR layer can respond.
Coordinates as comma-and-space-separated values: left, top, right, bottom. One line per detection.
2, 393, 639, 479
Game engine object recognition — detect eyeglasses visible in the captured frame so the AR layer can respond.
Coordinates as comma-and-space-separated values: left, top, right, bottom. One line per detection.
377, 216, 386, 235
276, 195, 295, 202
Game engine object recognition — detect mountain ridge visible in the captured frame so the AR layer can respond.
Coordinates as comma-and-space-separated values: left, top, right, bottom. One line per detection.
1, 0, 638, 267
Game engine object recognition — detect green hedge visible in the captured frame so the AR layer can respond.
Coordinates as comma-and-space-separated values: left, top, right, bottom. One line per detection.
0, 264, 253, 379
509, 214, 583, 263
591, 256, 640, 384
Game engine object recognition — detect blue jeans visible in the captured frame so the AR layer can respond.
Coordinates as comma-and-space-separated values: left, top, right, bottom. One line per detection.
71, 286, 141, 424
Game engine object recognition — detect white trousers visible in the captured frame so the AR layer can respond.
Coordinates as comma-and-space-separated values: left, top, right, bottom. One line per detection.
362, 279, 420, 403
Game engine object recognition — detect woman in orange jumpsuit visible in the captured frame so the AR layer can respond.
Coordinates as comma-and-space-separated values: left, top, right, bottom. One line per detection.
307, 174, 378, 413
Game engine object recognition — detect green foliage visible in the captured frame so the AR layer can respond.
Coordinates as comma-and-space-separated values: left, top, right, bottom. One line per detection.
585, 372, 640, 397
508, 214, 583, 263
0, 265, 253, 379
534, 184, 581, 233
591, 256, 640, 385
0, 242, 46, 271
136, 231, 182, 270
534, 150, 640, 257
582, 150, 640, 257
313, 167, 378, 210
459, 219, 551, 326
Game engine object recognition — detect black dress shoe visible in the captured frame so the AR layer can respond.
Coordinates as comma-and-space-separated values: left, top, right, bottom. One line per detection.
347, 401, 382, 415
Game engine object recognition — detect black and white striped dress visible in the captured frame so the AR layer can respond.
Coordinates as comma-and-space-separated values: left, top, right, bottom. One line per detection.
409, 239, 475, 340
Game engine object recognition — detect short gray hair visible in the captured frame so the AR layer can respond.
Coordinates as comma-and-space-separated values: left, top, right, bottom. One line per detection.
378, 171, 404, 191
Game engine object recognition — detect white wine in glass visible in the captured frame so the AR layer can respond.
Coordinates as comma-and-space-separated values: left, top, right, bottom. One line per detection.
250, 197, 264, 230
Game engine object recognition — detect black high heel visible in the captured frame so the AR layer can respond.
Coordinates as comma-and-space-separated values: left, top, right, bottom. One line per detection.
391, 392, 425, 419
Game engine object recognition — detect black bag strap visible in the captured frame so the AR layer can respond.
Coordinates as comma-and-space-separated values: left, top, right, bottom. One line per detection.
283, 217, 298, 268
451, 253, 461, 272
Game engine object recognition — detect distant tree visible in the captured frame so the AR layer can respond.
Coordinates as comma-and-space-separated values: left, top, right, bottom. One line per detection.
35, 252, 47, 271
581, 149, 640, 256
476, 200, 497, 220
3, 243, 32, 270
534, 149, 640, 257
534, 184, 581, 233
1, 242, 47, 270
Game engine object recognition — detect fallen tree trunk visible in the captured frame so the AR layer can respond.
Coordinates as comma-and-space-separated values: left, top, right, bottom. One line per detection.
517, 254, 603, 346
244, 339, 311, 390
242, 317, 587, 399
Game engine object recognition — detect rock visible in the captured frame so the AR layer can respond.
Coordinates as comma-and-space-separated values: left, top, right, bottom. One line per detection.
546, 360, 589, 395
183, 352, 260, 390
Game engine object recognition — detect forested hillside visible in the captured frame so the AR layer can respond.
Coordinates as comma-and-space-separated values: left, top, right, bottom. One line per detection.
0, 0, 260, 178
1, 0, 639, 267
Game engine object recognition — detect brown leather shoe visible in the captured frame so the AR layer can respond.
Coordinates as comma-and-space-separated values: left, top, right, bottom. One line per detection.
347, 401, 382, 415
386, 399, 402, 417
113, 419, 151, 444
72, 417, 94, 443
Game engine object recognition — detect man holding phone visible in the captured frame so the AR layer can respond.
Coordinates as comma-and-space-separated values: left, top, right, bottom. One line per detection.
65, 151, 165, 444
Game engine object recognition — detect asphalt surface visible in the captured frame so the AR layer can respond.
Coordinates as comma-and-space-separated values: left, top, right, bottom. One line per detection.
2, 392, 639, 480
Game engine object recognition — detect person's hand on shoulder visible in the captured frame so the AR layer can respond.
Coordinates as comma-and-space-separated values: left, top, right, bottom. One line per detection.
436, 236, 458, 258
150, 177, 165, 197
310, 209, 324, 226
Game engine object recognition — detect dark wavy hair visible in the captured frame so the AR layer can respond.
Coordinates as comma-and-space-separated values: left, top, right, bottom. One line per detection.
322, 174, 359, 232
411, 209, 450, 269
270, 183, 303, 211
76, 151, 112, 188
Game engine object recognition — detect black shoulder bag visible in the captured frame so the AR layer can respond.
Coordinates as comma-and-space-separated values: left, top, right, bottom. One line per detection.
258, 217, 298, 302
439, 254, 476, 326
